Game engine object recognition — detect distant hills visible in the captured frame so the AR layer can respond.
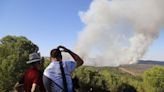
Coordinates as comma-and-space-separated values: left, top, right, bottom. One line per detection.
118, 60, 164, 76
137, 60, 164, 65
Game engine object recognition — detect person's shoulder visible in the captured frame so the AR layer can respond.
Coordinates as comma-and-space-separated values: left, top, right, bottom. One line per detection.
29, 68, 40, 74
64, 60, 74, 62
64, 61, 77, 72
64, 61, 77, 66
46, 61, 57, 67
64, 61, 76, 64
25, 68, 40, 78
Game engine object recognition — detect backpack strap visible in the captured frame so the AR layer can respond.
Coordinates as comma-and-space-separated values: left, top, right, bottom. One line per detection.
59, 61, 68, 92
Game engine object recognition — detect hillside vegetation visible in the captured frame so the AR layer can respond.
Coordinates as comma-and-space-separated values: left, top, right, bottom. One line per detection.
72, 66, 164, 92
0, 35, 164, 92
0, 35, 38, 91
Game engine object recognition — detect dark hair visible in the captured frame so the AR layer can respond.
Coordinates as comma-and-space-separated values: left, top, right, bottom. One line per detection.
50, 49, 62, 59
30, 61, 41, 67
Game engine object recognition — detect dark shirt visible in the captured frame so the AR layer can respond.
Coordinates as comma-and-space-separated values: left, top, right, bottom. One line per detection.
24, 67, 45, 92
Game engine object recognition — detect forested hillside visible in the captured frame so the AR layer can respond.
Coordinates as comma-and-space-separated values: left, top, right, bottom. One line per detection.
72, 66, 164, 92
0, 35, 164, 92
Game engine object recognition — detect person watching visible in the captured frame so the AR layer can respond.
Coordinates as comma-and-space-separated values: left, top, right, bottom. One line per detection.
43, 45, 84, 92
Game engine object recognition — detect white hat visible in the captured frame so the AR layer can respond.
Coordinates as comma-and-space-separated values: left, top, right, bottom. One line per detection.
26, 53, 42, 64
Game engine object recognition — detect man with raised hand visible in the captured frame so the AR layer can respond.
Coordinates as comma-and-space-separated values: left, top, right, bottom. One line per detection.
43, 45, 84, 92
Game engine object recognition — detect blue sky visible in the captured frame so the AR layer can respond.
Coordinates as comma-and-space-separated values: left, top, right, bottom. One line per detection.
0, 0, 163, 61
0, 0, 91, 55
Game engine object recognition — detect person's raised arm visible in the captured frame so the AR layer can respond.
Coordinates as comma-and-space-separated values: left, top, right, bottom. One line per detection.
57, 45, 84, 67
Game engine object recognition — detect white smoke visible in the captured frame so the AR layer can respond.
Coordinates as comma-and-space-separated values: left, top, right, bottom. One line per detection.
75, 0, 164, 66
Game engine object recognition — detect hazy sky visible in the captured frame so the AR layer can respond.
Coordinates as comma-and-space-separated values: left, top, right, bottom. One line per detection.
0, 0, 163, 61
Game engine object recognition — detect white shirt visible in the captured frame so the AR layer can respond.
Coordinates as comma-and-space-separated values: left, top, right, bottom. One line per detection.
44, 61, 77, 92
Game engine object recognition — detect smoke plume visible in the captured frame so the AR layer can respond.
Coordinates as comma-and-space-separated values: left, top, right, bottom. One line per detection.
75, 0, 164, 66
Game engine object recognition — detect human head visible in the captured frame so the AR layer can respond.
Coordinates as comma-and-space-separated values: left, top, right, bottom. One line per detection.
26, 52, 44, 70
50, 48, 62, 61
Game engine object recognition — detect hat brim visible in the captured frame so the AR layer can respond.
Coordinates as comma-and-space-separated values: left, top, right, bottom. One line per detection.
26, 58, 42, 64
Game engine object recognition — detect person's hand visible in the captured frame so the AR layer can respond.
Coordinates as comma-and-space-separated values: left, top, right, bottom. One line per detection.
57, 45, 70, 52
57, 45, 84, 67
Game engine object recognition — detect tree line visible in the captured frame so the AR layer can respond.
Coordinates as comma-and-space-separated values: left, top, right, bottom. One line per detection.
0, 35, 163, 92
72, 66, 164, 92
